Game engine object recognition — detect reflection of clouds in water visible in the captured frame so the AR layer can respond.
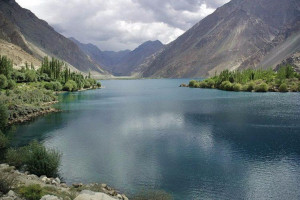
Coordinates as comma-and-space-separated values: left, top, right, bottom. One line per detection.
120, 112, 184, 134
245, 159, 300, 199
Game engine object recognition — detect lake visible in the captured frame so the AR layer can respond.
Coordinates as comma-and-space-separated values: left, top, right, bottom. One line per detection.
12, 79, 300, 199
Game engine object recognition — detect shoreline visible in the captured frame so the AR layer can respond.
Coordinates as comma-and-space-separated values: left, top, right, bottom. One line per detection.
0, 163, 129, 200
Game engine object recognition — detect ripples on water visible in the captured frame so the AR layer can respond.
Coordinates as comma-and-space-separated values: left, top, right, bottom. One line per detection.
13, 79, 300, 200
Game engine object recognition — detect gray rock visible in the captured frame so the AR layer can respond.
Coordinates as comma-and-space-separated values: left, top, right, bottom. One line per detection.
60, 183, 68, 188
40, 195, 62, 200
54, 177, 61, 184
72, 183, 83, 188
7, 191, 16, 197
74, 190, 117, 200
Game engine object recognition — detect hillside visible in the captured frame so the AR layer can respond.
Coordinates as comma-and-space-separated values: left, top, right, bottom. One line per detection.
0, 0, 108, 75
142, 0, 300, 78
71, 38, 164, 76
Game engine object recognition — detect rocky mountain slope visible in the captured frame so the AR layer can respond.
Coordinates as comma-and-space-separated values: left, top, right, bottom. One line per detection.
142, 0, 300, 78
71, 38, 164, 76
0, 0, 108, 75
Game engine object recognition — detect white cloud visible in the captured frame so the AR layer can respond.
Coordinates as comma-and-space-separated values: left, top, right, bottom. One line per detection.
16, 0, 229, 51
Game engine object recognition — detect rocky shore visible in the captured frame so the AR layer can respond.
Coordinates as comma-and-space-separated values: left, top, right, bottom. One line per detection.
0, 164, 128, 200
8, 101, 60, 125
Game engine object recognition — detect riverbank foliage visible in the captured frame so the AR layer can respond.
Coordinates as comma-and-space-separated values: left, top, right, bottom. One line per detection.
189, 65, 300, 92
0, 55, 100, 179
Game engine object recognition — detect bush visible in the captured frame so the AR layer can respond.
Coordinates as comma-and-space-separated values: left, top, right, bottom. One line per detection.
205, 79, 215, 88
254, 83, 269, 92
279, 83, 288, 92
233, 83, 242, 91
7, 79, 16, 89
96, 82, 101, 88
0, 172, 17, 194
63, 80, 78, 92
189, 80, 197, 87
0, 130, 9, 150
6, 147, 27, 169
220, 81, 233, 91
24, 141, 61, 177
25, 70, 37, 82
18, 184, 44, 200
0, 102, 8, 130
0, 74, 8, 89
6, 141, 61, 177
246, 81, 255, 92
44, 82, 54, 90
83, 79, 91, 88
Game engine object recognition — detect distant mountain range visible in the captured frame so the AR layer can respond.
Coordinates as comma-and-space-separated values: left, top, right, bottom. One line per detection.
142, 0, 300, 78
0, 0, 299, 78
70, 38, 164, 76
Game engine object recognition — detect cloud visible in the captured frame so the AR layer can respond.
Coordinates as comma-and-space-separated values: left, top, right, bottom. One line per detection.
16, 0, 229, 51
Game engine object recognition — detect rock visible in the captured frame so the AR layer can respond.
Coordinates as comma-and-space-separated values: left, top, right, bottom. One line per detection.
107, 190, 117, 196
74, 190, 117, 200
28, 174, 38, 180
72, 183, 83, 188
24, 171, 29, 175
0, 164, 9, 169
7, 190, 16, 197
60, 183, 68, 188
40, 195, 62, 200
51, 179, 58, 186
54, 177, 61, 184
122, 194, 129, 200
116, 194, 123, 199
101, 184, 107, 189
179, 83, 188, 87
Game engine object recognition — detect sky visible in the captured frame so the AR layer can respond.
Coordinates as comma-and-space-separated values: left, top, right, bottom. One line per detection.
16, 0, 229, 51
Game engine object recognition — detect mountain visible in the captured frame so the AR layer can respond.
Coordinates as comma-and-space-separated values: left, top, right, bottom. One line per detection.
71, 38, 164, 76
0, 0, 108, 75
142, 0, 300, 78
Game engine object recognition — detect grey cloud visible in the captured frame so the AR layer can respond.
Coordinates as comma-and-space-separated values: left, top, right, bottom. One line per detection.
16, 0, 229, 51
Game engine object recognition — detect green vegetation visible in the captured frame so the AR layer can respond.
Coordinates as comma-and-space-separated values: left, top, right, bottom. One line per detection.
18, 184, 44, 200
189, 65, 300, 92
6, 140, 61, 177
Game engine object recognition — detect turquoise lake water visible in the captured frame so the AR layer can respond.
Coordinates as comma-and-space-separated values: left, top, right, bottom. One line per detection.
12, 79, 300, 199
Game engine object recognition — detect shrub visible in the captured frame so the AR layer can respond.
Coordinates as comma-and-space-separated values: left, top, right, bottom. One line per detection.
63, 80, 78, 92
254, 83, 269, 92
204, 79, 215, 88
0, 130, 9, 150
6, 147, 27, 169
96, 82, 101, 88
279, 83, 288, 92
18, 184, 44, 200
233, 83, 242, 91
7, 79, 16, 89
24, 141, 61, 177
6, 141, 61, 177
0, 74, 8, 89
246, 81, 255, 92
83, 79, 91, 88
0, 102, 8, 130
220, 81, 233, 91
189, 80, 197, 87
44, 82, 54, 90
25, 70, 37, 82
132, 190, 172, 200
0, 172, 17, 194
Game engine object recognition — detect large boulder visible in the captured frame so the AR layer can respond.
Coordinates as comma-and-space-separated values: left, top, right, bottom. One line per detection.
74, 190, 117, 200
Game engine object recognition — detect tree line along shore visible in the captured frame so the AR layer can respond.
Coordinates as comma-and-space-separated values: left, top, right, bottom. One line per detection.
188, 65, 300, 93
